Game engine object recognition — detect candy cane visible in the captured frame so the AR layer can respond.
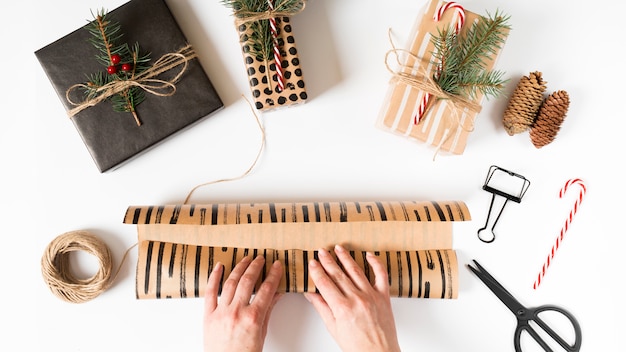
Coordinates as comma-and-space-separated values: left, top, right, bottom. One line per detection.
267, 0, 285, 92
414, 2, 465, 124
533, 178, 587, 289
435, 2, 466, 33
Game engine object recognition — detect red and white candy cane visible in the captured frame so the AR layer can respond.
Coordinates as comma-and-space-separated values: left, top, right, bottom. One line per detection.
435, 2, 466, 33
414, 2, 466, 124
533, 178, 587, 289
267, 0, 285, 92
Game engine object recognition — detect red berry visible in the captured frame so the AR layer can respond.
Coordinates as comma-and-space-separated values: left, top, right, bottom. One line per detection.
111, 54, 121, 64
107, 65, 118, 74
121, 63, 132, 72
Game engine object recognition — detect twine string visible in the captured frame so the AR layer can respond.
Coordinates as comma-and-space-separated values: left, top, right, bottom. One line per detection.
65, 45, 197, 118
183, 96, 266, 204
41, 230, 137, 304
385, 29, 481, 159
232, 1, 306, 26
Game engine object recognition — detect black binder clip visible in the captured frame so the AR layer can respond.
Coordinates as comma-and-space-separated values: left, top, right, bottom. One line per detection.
477, 165, 531, 243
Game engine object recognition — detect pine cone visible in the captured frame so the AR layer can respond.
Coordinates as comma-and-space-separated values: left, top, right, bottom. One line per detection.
502, 71, 547, 135
530, 90, 570, 148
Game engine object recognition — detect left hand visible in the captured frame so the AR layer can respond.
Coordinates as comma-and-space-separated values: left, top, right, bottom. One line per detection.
203, 255, 284, 352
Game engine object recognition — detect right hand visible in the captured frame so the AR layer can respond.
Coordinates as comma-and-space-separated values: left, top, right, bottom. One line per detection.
303, 245, 401, 352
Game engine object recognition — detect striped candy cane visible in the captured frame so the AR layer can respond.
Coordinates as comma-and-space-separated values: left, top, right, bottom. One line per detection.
533, 178, 587, 289
414, 2, 466, 124
267, 0, 285, 92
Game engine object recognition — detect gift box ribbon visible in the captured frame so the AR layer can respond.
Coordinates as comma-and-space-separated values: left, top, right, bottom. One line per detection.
65, 44, 197, 118
231, 1, 305, 25
384, 34, 481, 157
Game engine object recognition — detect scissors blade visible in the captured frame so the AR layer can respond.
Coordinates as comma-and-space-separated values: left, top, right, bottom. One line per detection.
467, 260, 526, 315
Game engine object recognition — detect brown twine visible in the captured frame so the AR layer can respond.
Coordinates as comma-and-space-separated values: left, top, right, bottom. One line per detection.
232, 1, 306, 26
183, 96, 266, 204
65, 44, 197, 118
384, 29, 481, 159
41, 230, 137, 304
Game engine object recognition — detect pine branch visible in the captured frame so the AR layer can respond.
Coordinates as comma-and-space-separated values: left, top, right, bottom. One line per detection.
222, 0, 304, 17
272, 0, 304, 13
86, 9, 126, 66
457, 68, 506, 99
80, 9, 152, 125
222, 0, 302, 62
246, 19, 274, 62
83, 71, 112, 100
457, 10, 510, 71
431, 10, 510, 101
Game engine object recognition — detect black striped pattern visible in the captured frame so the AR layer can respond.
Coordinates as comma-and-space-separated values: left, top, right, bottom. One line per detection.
135, 241, 458, 300
124, 201, 470, 225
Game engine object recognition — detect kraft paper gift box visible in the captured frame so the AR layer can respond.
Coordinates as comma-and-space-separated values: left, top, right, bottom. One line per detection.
377, 0, 509, 155
225, 2, 308, 111
124, 200, 471, 299
35, 0, 223, 172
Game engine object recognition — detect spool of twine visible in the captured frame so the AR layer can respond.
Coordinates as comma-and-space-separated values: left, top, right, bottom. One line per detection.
41, 230, 117, 304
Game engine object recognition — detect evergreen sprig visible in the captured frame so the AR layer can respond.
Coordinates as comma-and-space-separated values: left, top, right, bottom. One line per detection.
222, 0, 304, 19
221, 0, 303, 62
246, 19, 274, 63
82, 9, 151, 126
431, 10, 511, 101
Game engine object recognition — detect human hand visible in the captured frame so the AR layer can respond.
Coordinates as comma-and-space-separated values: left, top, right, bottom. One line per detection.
203, 256, 283, 352
304, 245, 401, 352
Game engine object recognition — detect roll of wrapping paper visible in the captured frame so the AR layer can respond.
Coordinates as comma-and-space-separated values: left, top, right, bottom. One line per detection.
124, 200, 471, 299
136, 242, 458, 299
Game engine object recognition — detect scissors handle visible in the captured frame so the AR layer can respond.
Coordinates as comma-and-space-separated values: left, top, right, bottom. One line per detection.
513, 305, 582, 352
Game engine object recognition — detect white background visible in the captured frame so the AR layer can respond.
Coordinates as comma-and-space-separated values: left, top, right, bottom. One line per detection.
2, 0, 623, 350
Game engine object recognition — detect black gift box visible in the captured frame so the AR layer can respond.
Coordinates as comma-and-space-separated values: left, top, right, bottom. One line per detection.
35, 0, 223, 172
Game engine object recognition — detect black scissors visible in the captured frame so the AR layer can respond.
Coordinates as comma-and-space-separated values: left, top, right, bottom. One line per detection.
467, 260, 582, 352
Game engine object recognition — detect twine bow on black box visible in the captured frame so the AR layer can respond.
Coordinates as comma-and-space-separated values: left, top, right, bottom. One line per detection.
65, 9, 197, 126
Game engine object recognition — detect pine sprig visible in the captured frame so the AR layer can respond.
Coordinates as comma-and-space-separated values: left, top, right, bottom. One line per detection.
85, 10, 126, 67
222, 0, 304, 18
222, 0, 303, 62
431, 10, 511, 101
81, 9, 151, 126
246, 19, 274, 62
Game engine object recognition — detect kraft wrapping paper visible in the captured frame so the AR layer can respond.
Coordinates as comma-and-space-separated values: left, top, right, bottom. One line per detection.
236, 16, 307, 111
124, 201, 471, 299
377, 0, 508, 155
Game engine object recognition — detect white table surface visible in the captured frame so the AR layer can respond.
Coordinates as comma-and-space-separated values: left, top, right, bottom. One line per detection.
3, 0, 623, 350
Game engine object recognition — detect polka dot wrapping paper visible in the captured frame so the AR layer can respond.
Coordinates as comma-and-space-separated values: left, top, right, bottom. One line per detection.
377, 0, 509, 155
237, 16, 308, 111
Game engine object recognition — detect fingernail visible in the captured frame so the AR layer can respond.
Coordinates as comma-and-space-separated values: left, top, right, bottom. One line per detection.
317, 248, 328, 257
309, 259, 319, 268
212, 262, 222, 272
335, 244, 345, 253
272, 260, 281, 268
